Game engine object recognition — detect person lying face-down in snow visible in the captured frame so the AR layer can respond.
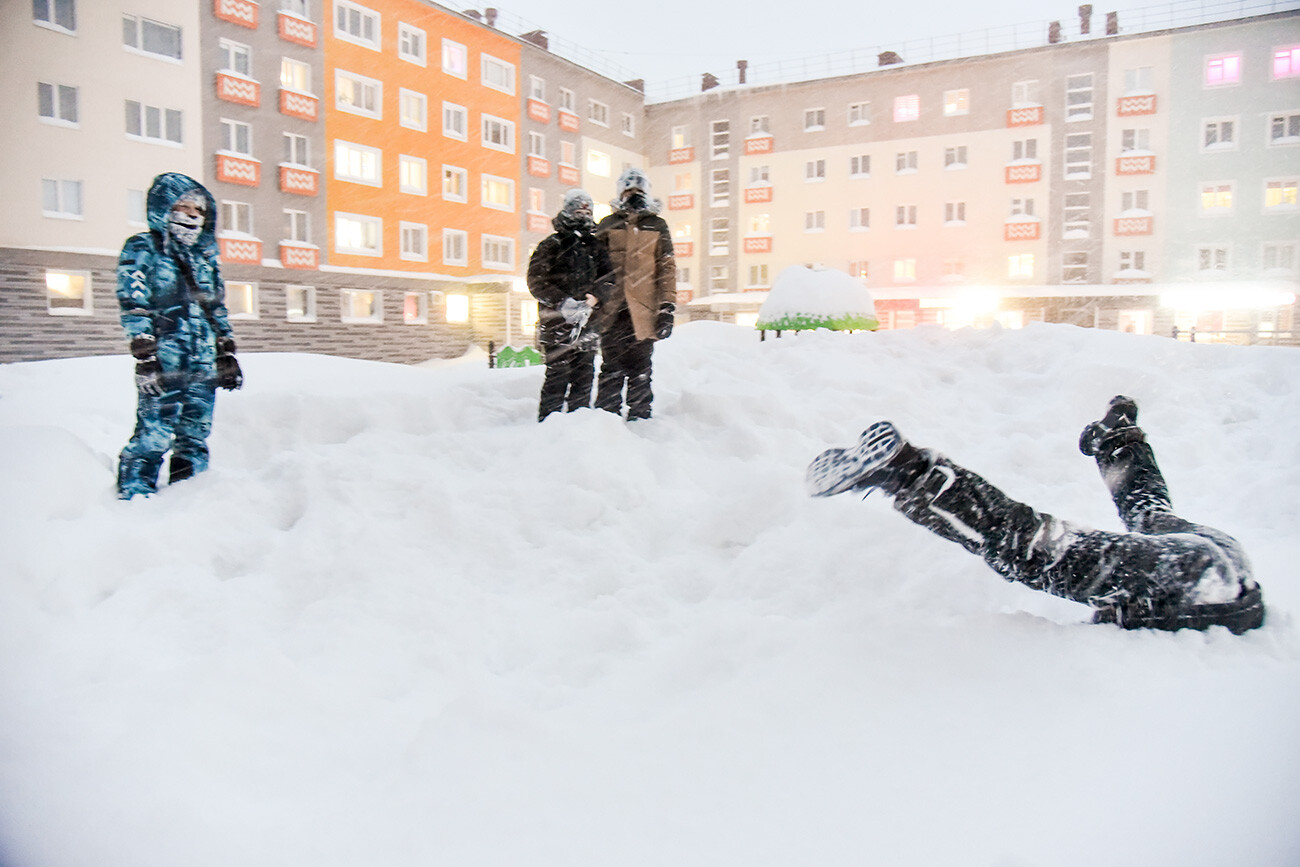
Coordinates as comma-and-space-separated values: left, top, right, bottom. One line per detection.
807, 396, 1265, 633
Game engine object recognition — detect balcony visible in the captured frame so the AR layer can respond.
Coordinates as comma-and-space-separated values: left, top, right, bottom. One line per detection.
674, 241, 694, 257
1006, 105, 1043, 127
279, 242, 318, 270
557, 111, 579, 133
668, 193, 694, 210
214, 0, 258, 29
527, 213, 550, 234
279, 89, 318, 122
216, 72, 259, 107
1116, 153, 1156, 175
669, 146, 694, 164
744, 186, 773, 204
216, 153, 260, 187
279, 165, 319, 196
1113, 215, 1154, 235
527, 99, 550, 124
558, 164, 579, 185
219, 235, 262, 265
1004, 162, 1042, 184
1003, 219, 1041, 241
743, 236, 773, 254
1117, 94, 1157, 116
527, 156, 550, 178
277, 11, 316, 47
744, 136, 773, 155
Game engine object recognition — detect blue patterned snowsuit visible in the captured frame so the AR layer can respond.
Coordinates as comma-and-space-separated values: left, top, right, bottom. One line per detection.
116, 173, 234, 499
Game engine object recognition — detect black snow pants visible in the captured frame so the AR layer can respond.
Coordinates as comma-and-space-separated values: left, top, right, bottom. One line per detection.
891, 434, 1265, 633
596, 307, 655, 420
538, 345, 596, 421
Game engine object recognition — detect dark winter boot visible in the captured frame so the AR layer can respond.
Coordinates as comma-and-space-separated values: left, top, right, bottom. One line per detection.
1078, 394, 1143, 456
806, 422, 930, 497
169, 455, 195, 484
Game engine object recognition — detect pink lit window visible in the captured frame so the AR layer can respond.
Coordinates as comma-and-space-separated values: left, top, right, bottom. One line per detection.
1206, 54, 1241, 86
1274, 47, 1300, 79
893, 94, 919, 122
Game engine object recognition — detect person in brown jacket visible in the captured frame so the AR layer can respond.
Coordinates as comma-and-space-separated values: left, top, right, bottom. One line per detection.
593, 168, 677, 420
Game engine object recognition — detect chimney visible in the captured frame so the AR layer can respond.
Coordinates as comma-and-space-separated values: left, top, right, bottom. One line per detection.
737, 59, 748, 84
702, 72, 720, 92
520, 29, 548, 49
485, 7, 497, 26
1078, 4, 1093, 34
462, 9, 481, 20
1106, 11, 1118, 34
878, 50, 903, 66
624, 79, 645, 93
1048, 21, 1062, 43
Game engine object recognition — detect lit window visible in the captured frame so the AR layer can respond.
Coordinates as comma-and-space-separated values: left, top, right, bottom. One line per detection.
335, 70, 381, 118
399, 89, 427, 131
482, 55, 515, 94
586, 149, 610, 177
285, 285, 316, 322
849, 261, 869, 281
748, 214, 770, 234
893, 95, 919, 122
400, 223, 428, 262
675, 172, 693, 191
122, 14, 182, 60
340, 288, 383, 323
445, 292, 469, 322
442, 39, 467, 78
402, 291, 428, 323
281, 57, 311, 92
1265, 179, 1298, 210
1200, 183, 1233, 212
335, 213, 382, 256
893, 259, 916, 281
334, 0, 380, 49
1273, 46, 1300, 79
1008, 254, 1034, 279
225, 282, 259, 319
528, 188, 545, 213
45, 269, 91, 315
334, 141, 381, 186
943, 89, 969, 116
1205, 53, 1241, 86
41, 179, 82, 218
560, 141, 576, 165
399, 155, 427, 195
671, 125, 689, 148
37, 81, 78, 125
481, 175, 514, 211
443, 229, 467, 266
398, 23, 425, 65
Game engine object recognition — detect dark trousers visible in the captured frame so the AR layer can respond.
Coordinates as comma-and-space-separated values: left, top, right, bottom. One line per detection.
538, 346, 596, 420
891, 434, 1263, 632
596, 307, 655, 419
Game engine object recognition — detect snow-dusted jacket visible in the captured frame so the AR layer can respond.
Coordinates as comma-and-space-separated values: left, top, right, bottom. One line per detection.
594, 201, 676, 342
116, 174, 232, 377
527, 215, 615, 348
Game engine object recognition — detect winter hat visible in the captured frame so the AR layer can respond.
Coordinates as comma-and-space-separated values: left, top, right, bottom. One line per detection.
561, 189, 594, 217
173, 189, 207, 213
616, 167, 651, 199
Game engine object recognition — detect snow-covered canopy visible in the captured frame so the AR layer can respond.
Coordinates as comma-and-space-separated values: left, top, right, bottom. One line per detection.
756, 265, 878, 331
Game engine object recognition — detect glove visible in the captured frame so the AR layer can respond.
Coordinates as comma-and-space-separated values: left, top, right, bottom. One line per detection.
215, 336, 243, 391
129, 335, 165, 397
655, 305, 675, 341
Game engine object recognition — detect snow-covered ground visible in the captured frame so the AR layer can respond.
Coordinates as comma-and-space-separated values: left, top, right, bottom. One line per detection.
1, 322, 1297, 867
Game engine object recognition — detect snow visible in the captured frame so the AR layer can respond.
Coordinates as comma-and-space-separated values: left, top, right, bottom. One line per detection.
757, 265, 877, 330
2, 321, 1299, 867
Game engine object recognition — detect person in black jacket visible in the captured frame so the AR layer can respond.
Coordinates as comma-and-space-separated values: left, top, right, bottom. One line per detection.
527, 190, 615, 421
806, 396, 1265, 633
593, 168, 676, 420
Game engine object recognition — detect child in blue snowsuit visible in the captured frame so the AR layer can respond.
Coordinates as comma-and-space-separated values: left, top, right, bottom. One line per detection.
115, 173, 243, 499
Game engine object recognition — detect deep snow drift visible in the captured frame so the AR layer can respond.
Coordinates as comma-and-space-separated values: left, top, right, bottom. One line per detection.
1, 322, 1298, 867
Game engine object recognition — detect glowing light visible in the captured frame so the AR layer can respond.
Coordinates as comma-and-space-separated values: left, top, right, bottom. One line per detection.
445, 294, 469, 323
1160, 287, 1296, 312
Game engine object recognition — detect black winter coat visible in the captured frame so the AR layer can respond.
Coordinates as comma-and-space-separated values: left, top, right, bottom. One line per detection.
527, 221, 615, 348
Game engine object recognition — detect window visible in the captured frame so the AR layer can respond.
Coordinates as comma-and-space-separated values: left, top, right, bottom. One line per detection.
748, 214, 770, 234
481, 115, 515, 152
529, 75, 545, 101
1274, 46, 1300, 79
403, 291, 429, 323
218, 39, 252, 75
586, 149, 610, 177
1205, 53, 1241, 86
281, 0, 311, 17
1269, 112, 1300, 146
895, 151, 918, 173
710, 218, 729, 255
944, 201, 966, 224
805, 159, 826, 181
398, 23, 425, 65
220, 200, 252, 234
893, 95, 919, 122
1010, 197, 1035, 217
1008, 254, 1034, 279
283, 133, 310, 168
1012, 139, 1038, 161
1201, 183, 1233, 212
621, 112, 635, 136
943, 89, 969, 116
336, 213, 382, 256
443, 102, 467, 140
528, 187, 545, 213
1065, 133, 1092, 178
1263, 242, 1298, 272
225, 282, 259, 319
559, 87, 575, 112
284, 208, 310, 243
442, 39, 467, 78
399, 155, 427, 195
336, 70, 381, 118
1065, 73, 1094, 121
1197, 246, 1229, 272
335, 0, 380, 49
285, 285, 315, 322
944, 146, 967, 169
441, 166, 467, 201
850, 154, 871, 176
37, 81, 78, 125
34, 0, 76, 32
671, 125, 689, 148
848, 102, 870, 125
588, 99, 609, 126
443, 229, 467, 265
1124, 66, 1154, 94
751, 115, 770, 134
528, 131, 545, 158
849, 261, 869, 281
1265, 179, 1298, 210
560, 141, 576, 165
804, 210, 825, 231
676, 172, 695, 190
1120, 190, 1149, 212
942, 260, 965, 281
281, 57, 311, 92
1121, 128, 1150, 152
46, 270, 91, 315
711, 120, 730, 158
340, 288, 383, 323
399, 89, 427, 131
124, 101, 182, 145
1119, 250, 1146, 271
335, 141, 381, 186
482, 235, 514, 269
895, 205, 917, 227
482, 55, 515, 94
1064, 193, 1090, 238
1062, 252, 1088, 283
122, 14, 182, 60
481, 175, 514, 211
894, 259, 916, 281
400, 222, 427, 261
850, 207, 870, 229
1195, 117, 1235, 152
711, 169, 730, 206
1011, 80, 1040, 105
219, 118, 251, 157
748, 265, 769, 288
804, 108, 826, 130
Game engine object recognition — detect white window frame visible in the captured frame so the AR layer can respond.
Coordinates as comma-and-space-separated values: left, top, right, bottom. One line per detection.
1205, 53, 1242, 87
1200, 182, 1234, 214
893, 95, 919, 123
37, 81, 79, 126
1062, 252, 1089, 283
45, 269, 92, 315
1268, 111, 1300, 147
895, 151, 918, 174
710, 120, 730, 159
1008, 253, 1035, 279
1264, 178, 1299, 211
442, 165, 468, 203
528, 130, 546, 158
1064, 192, 1090, 239
1262, 241, 1298, 273
559, 87, 575, 112
220, 200, 253, 235
335, 70, 382, 119
225, 281, 260, 320
804, 210, 826, 232
944, 145, 968, 170
895, 204, 918, 228
284, 284, 316, 323
621, 112, 635, 137
748, 264, 769, 288
711, 168, 730, 206
804, 107, 826, 131
1196, 245, 1230, 273
481, 114, 515, 153
399, 88, 427, 131
943, 88, 969, 116
400, 222, 428, 262
710, 217, 729, 255
529, 75, 546, 101
340, 288, 384, 323
894, 259, 917, 282
399, 155, 427, 196
124, 101, 182, 146
481, 54, 515, 95
586, 149, 610, 177
1274, 46, 1300, 79
218, 38, 252, 76
122, 14, 182, 62
944, 201, 966, 225
397, 22, 426, 65
404, 291, 430, 324
588, 99, 609, 127
850, 207, 870, 230
850, 154, 870, 177
482, 234, 515, 270
284, 208, 310, 243
442, 38, 467, 78
443, 228, 468, 266
1065, 73, 1094, 122
220, 118, 252, 156
334, 140, 382, 186
442, 102, 467, 141
281, 57, 312, 93
283, 132, 310, 167
334, 0, 380, 50
805, 159, 826, 182
481, 174, 515, 212
335, 214, 382, 258
847, 102, 870, 126
1064, 133, 1092, 178
33, 0, 76, 34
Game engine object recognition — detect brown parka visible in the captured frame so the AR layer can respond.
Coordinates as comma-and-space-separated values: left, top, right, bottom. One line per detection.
593, 205, 677, 341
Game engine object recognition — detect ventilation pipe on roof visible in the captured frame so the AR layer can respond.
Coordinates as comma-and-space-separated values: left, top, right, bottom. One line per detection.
702, 72, 720, 91
1078, 4, 1093, 34
737, 60, 748, 84
1106, 11, 1119, 34
624, 79, 645, 93
1048, 21, 1062, 43
520, 29, 548, 49
485, 7, 497, 27
878, 50, 903, 66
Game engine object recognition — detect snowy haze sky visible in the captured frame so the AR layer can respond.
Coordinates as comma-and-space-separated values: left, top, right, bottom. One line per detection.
496, 0, 1088, 83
